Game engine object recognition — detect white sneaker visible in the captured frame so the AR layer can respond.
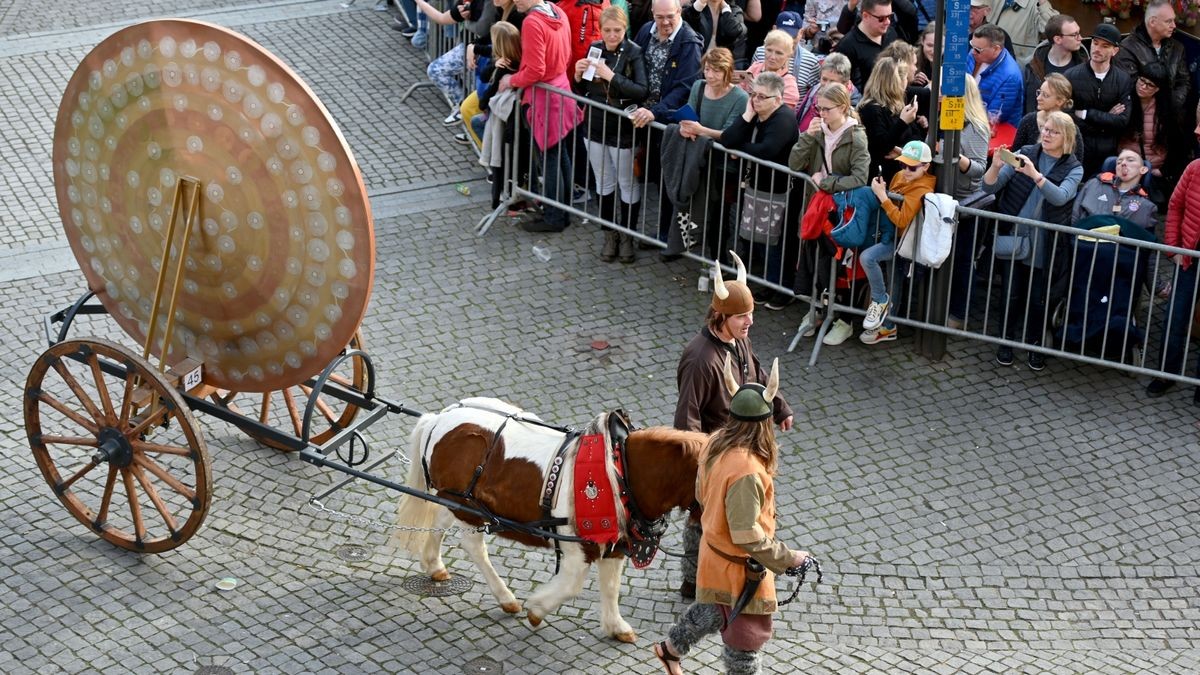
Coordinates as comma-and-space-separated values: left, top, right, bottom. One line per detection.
862, 297, 889, 331
797, 311, 821, 338
822, 319, 853, 346
443, 109, 462, 126
859, 326, 898, 344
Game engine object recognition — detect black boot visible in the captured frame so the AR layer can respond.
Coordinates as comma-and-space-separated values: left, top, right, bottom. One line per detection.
596, 192, 617, 226
617, 199, 641, 264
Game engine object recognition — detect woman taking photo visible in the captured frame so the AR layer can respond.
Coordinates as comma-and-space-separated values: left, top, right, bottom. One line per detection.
788, 82, 870, 342
1121, 62, 1186, 209
947, 75, 993, 329
722, 72, 799, 304
573, 6, 648, 264
856, 56, 921, 182
739, 30, 800, 109
675, 48, 749, 260
982, 110, 1083, 371
1013, 73, 1082, 163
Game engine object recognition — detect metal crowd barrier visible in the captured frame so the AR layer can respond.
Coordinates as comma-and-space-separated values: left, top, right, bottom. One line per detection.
477, 81, 1200, 388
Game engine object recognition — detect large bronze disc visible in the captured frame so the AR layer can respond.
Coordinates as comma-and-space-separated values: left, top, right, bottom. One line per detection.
52, 19, 374, 392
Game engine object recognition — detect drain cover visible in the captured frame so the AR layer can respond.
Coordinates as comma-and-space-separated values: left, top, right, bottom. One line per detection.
401, 574, 474, 597
336, 544, 372, 562
462, 656, 504, 673
195, 667, 235, 675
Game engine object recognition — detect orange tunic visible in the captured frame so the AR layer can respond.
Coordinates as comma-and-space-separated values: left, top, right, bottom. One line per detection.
695, 448, 793, 615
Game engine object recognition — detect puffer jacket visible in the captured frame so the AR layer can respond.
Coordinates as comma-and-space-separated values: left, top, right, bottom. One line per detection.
788, 120, 870, 193
1165, 159, 1200, 269
1114, 24, 1189, 115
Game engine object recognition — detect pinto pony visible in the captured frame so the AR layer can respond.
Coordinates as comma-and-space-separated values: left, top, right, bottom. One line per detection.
392, 397, 706, 642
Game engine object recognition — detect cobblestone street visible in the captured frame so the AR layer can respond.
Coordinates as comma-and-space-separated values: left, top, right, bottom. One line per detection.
0, 2, 1198, 673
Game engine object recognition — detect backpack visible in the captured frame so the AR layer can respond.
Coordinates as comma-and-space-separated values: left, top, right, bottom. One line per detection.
558, 0, 609, 68
897, 193, 958, 268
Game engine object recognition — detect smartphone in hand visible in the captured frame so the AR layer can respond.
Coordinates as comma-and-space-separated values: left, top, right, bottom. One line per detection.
582, 46, 602, 81
996, 147, 1024, 169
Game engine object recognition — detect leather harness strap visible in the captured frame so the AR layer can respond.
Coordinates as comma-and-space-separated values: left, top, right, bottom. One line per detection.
707, 542, 767, 623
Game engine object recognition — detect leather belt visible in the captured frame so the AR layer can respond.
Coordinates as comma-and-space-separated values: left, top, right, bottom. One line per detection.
707, 543, 766, 622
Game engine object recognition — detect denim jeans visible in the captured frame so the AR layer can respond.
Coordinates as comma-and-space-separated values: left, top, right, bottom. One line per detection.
1157, 261, 1200, 377
539, 139, 572, 227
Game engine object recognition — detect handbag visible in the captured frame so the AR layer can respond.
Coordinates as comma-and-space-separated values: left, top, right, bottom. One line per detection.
738, 187, 786, 246
993, 235, 1030, 261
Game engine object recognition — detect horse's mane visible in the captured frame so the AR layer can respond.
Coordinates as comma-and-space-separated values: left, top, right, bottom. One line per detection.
630, 426, 708, 460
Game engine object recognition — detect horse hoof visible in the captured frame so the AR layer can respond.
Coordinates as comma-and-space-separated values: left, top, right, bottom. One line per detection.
613, 631, 637, 644
527, 612, 543, 627
500, 602, 521, 614
430, 569, 450, 582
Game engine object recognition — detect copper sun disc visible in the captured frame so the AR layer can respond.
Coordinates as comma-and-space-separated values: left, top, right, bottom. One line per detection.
52, 19, 374, 392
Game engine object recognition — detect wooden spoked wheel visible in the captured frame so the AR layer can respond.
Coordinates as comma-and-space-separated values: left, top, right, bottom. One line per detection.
24, 338, 211, 553
207, 330, 367, 451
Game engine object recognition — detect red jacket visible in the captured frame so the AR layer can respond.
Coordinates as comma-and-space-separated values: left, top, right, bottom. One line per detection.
557, 0, 609, 76
1166, 159, 1200, 269
510, 4, 573, 92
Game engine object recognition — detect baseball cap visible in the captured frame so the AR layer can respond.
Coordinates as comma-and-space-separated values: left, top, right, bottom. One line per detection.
897, 140, 933, 166
1091, 23, 1122, 46
776, 11, 802, 37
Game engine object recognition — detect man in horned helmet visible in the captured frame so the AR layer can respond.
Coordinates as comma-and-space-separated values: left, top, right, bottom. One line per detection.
653, 357, 811, 675
673, 251, 793, 601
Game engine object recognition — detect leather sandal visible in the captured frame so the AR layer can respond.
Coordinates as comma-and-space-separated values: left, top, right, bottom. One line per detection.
653, 640, 682, 675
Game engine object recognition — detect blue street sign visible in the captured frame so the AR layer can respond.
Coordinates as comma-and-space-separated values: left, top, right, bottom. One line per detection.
942, 0, 970, 97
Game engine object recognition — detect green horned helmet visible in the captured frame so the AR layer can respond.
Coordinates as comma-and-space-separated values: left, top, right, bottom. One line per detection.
722, 354, 780, 422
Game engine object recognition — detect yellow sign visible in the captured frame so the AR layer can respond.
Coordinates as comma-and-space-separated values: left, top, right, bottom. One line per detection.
940, 96, 965, 131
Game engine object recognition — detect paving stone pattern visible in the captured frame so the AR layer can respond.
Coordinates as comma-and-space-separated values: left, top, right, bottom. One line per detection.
0, 2, 1198, 674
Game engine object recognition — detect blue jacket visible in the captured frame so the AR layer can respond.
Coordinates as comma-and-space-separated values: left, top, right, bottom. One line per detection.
967, 48, 1023, 127
633, 21, 703, 122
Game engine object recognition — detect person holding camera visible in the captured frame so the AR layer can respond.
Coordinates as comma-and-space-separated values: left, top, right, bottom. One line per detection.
981, 110, 1083, 371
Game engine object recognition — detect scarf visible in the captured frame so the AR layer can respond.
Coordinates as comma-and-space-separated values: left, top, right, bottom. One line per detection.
821, 117, 858, 171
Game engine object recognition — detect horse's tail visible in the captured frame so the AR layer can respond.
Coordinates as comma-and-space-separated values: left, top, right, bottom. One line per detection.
391, 413, 441, 559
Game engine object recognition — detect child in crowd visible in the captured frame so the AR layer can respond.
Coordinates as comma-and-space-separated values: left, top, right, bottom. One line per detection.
477, 22, 522, 209
859, 139, 937, 344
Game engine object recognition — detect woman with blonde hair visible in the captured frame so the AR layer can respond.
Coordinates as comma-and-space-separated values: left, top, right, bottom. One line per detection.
788, 81, 870, 343
740, 30, 800, 109
1013, 73, 1083, 163
572, 5, 648, 264
856, 56, 922, 181
982, 109, 1083, 371
947, 75, 996, 329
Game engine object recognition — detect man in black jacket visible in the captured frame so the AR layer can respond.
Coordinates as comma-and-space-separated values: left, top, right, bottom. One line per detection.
1022, 14, 1084, 114
1114, 0, 1190, 116
833, 0, 898, 91
1064, 23, 1131, 179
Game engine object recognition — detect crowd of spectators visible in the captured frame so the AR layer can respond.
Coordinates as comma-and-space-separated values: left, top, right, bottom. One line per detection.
382, 0, 1200, 398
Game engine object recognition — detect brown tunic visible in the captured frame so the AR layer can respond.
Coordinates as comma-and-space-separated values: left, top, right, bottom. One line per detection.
674, 328, 793, 433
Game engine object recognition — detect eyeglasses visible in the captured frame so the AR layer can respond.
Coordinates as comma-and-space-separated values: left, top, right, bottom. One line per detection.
1059, 31, 1081, 38
863, 10, 893, 22
815, 104, 839, 113
1137, 77, 1161, 89
751, 92, 779, 101
1040, 127, 1062, 136
971, 45, 990, 54
652, 12, 677, 21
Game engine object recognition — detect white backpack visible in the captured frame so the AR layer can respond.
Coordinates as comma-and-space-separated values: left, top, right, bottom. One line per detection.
897, 193, 958, 268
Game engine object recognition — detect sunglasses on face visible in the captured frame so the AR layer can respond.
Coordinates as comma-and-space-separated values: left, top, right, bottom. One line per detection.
863, 10, 893, 22
1137, 77, 1160, 89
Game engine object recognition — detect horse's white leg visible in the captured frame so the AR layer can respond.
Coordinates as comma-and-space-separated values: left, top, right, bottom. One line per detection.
459, 530, 521, 614
420, 507, 457, 581
597, 556, 635, 643
525, 543, 590, 628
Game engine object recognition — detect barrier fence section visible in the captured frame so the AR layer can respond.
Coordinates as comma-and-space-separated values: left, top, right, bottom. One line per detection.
472, 84, 1200, 389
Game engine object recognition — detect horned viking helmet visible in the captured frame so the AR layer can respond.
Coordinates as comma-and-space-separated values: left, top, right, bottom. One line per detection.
711, 251, 753, 315
722, 354, 780, 422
